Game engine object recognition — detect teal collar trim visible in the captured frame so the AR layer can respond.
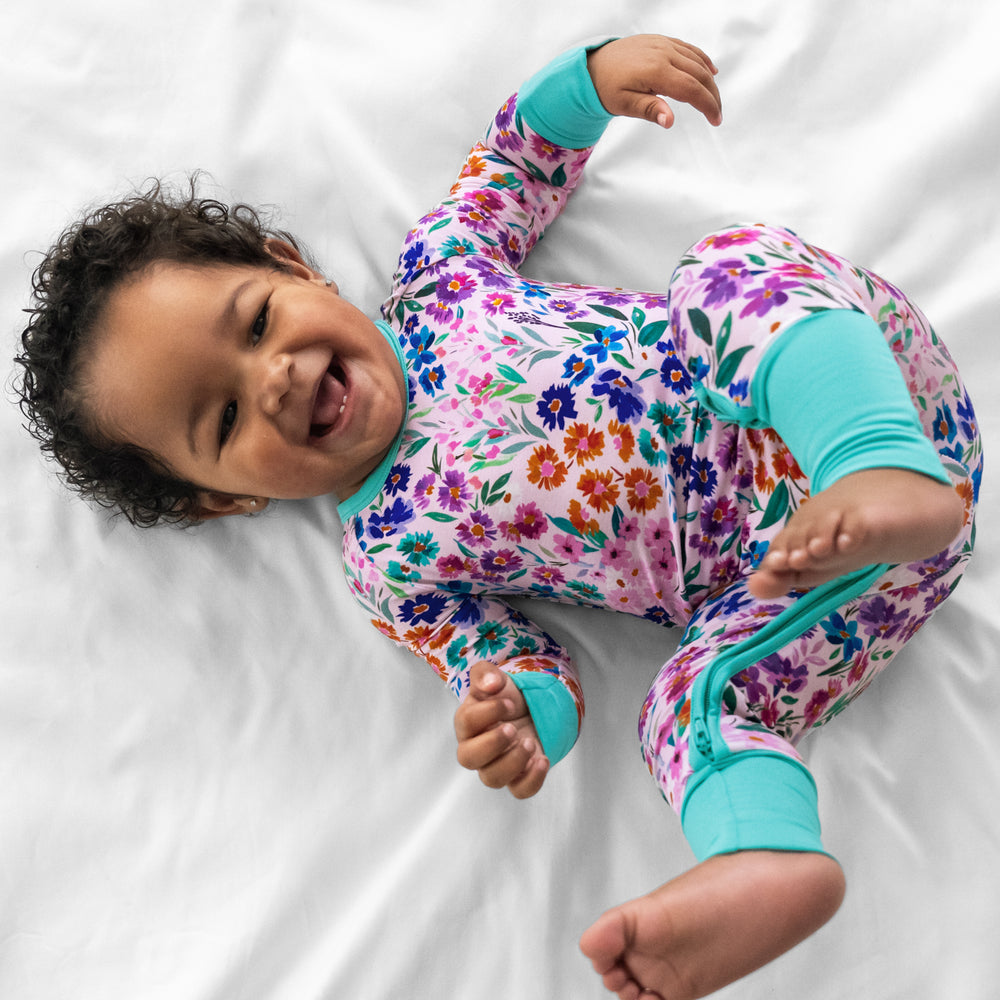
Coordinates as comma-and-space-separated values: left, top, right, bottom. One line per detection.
335, 319, 408, 522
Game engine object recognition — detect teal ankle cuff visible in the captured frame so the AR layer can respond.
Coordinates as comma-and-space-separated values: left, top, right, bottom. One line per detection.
681, 752, 829, 862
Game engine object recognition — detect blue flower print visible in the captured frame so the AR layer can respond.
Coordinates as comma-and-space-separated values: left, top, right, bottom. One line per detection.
419, 364, 448, 396
933, 404, 957, 443
367, 498, 414, 540
583, 325, 627, 363
957, 392, 978, 440
400, 240, 430, 283
592, 369, 645, 424
562, 353, 595, 386
399, 593, 450, 626
405, 327, 436, 370
537, 383, 577, 431
385, 464, 411, 496
659, 344, 693, 395
821, 612, 863, 658
689, 457, 718, 497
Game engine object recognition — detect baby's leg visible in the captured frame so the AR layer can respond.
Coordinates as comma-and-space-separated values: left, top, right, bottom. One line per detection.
585, 549, 972, 998
580, 849, 844, 1000
748, 466, 964, 599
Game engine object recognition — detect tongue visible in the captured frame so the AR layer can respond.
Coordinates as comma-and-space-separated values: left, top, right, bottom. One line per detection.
311, 370, 346, 431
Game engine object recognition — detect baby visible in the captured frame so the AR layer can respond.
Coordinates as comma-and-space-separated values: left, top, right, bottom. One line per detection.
15, 34, 980, 1000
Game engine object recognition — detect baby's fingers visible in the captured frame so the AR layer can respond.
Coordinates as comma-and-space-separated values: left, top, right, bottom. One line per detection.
459, 728, 537, 789
454, 695, 516, 742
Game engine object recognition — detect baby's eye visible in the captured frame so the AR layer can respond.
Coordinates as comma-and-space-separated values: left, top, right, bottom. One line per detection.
220, 401, 238, 445
251, 301, 269, 344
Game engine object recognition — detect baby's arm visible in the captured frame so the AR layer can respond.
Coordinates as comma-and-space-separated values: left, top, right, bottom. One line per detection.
454, 661, 549, 799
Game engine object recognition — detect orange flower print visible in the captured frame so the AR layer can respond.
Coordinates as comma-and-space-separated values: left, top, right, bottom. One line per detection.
460, 153, 488, 178
578, 469, 619, 512
568, 499, 601, 536
608, 419, 635, 461
772, 446, 803, 481
563, 422, 605, 466
527, 444, 568, 490
624, 467, 664, 513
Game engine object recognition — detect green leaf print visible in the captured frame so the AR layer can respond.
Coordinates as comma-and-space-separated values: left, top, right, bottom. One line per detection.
481, 472, 512, 506
716, 345, 754, 388
496, 363, 527, 384
688, 308, 713, 345
591, 304, 629, 322
638, 319, 669, 347
551, 163, 567, 187
565, 320, 608, 336
715, 312, 733, 358
632, 306, 646, 328
757, 479, 790, 530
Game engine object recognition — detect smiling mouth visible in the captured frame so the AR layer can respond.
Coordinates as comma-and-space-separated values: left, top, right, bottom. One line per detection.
310, 359, 348, 439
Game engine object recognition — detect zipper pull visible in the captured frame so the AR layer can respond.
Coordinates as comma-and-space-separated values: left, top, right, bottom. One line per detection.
692, 719, 713, 761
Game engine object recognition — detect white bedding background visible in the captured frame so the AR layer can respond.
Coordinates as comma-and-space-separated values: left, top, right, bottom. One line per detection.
2, 2, 998, 998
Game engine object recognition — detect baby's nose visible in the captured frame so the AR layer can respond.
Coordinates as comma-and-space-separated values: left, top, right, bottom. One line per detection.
260, 353, 293, 415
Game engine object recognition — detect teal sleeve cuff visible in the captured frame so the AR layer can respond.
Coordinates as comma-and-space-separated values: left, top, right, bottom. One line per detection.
681, 752, 830, 861
752, 310, 950, 492
508, 670, 579, 765
517, 41, 615, 149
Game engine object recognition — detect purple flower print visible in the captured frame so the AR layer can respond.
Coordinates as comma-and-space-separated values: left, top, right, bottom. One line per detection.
732, 664, 768, 703
700, 258, 754, 306
739, 275, 799, 318
436, 270, 477, 304
456, 510, 497, 549
480, 549, 523, 577
700, 496, 738, 537
857, 596, 909, 641
438, 470, 471, 513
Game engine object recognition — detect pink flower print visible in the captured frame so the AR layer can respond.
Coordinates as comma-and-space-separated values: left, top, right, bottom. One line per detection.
552, 533, 585, 562
532, 565, 566, 588
697, 228, 762, 252
529, 132, 565, 162
512, 501, 547, 540
618, 516, 641, 543
804, 679, 843, 726
643, 516, 674, 550
600, 536, 633, 571
482, 292, 514, 316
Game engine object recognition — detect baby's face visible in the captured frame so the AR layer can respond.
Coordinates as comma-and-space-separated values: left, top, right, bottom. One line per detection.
85, 247, 407, 509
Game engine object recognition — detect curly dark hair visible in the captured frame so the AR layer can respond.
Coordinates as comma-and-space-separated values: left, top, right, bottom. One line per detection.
13, 178, 306, 527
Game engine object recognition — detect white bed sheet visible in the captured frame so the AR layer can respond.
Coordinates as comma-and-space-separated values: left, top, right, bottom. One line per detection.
2, 2, 998, 998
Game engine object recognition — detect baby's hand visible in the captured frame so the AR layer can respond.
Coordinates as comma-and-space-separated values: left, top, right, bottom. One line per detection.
454, 661, 549, 799
587, 34, 722, 128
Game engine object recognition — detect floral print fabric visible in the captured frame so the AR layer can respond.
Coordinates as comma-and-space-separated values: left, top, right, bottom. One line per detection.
340, 85, 982, 817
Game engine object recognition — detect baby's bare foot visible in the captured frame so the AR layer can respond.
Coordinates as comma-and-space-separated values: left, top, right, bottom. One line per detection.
748, 468, 964, 600
579, 851, 845, 1000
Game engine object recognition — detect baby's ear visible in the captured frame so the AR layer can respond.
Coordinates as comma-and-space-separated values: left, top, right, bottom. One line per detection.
189, 493, 268, 520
